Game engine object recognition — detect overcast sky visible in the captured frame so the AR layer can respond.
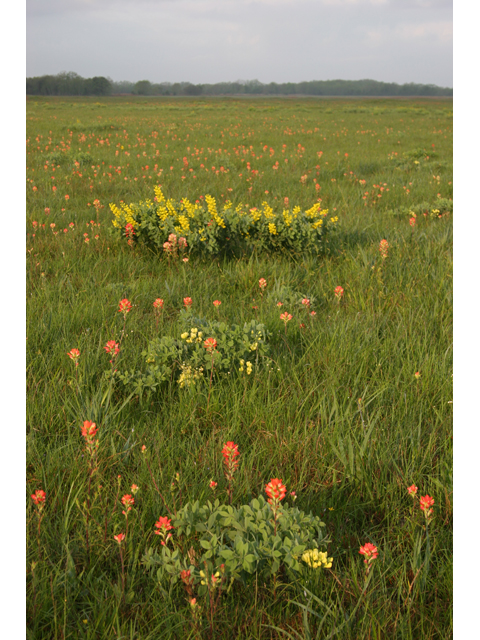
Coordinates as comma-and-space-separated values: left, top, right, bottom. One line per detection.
26, 0, 452, 87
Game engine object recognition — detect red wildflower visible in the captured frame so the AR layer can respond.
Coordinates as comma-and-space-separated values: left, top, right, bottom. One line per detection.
67, 348, 80, 365
213, 300, 221, 307
359, 542, 378, 564
114, 533, 125, 544
121, 494, 135, 514
407, 484, 418, 497
104, 340, 120, 356
420, 495, 434, 512
379, 239, 389, 259
31, 489, 46, 507
118, 299, 132, 315
203, 337, 218, 353
222, 441, 239, 463
153, 298, 164, 310
259, 278, 267, 291
183, 297, 193, 308
155, 516, 173, 533
81, 421, 98, 439
334, 286, 344, 299
265, 478, 287, 504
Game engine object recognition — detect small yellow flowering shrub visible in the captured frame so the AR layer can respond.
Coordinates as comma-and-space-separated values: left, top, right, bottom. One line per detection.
112, 316, 270, 396
390, 197, 453, 220
142, 495, 330, 593
110, 187, 336, 256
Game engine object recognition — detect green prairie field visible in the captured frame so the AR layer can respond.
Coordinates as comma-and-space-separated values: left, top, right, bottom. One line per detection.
26, 96, 453, 639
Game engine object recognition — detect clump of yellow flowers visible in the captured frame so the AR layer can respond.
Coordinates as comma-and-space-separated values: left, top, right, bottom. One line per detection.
302, 549, 333, 569
178, 364, 204, 389
181, 327, 203, 344
239, 359, 253, 375
110, 187, 336, 256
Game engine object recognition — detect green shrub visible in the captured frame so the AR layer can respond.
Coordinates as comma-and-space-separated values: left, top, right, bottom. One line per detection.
142, 495, 329, 593
109, 186, 338, 257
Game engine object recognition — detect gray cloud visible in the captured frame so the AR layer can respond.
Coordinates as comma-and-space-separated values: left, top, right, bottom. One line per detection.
26, 0, 452, 86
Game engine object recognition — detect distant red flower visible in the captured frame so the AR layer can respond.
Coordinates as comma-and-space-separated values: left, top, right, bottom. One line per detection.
81, 420, 98, 439
118, 299, 132, 315
31, 489, 46, 507
259, 278, 267, 291
409, 217, 416, 227
280, 312, 292, 324
153, 298, 164, 310
420, 495, 434, 514
155, 516, 173, 533
379, 239, 389, 259
359, 542, 378, 564
222, 441, 239, 463
67, 348, 80, 365
121, 494, 135, 514
104, 340, 120, 356
114, 533, 125, 544
301, 298, 310, 307
334, 286, 344, 299
213, 300, 221, 308
209, 479, 218, 490
407, 484, 418, 497
265, 478, 287, 504
155, 516, 173, 545
183, 297, 193, 308
203, 337, 218, 353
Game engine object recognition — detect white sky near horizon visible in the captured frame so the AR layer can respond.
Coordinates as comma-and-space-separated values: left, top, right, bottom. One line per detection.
26, 0, 453, 87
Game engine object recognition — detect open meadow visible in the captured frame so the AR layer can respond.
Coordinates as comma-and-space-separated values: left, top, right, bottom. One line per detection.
26, 96, 453, 639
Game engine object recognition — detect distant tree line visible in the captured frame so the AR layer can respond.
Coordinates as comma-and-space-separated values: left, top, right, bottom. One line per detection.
26, 72, 453, 97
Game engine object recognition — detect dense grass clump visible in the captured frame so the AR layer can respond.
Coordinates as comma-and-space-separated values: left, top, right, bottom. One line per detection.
27, 96, 452, 639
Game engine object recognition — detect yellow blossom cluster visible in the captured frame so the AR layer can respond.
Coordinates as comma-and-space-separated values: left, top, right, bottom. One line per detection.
239, 359, 253, 375
178, 364, 204, 389
301, 549, 333, 569
110, 187, 336, 255
181, 327, 203, 344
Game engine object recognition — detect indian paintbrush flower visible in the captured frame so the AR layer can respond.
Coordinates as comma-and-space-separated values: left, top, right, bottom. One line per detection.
203, 337, 218, 353
155, 516, 173, 545
379, 239, 389, 259
222, 441, 239, 503
104, 340, 120, 357
67, 348, 80, 366
420, 495, 435, 521
334, 286, 344, 300
407, 484, 418, 497
153, 298, 164, 310
359, 542, 378, 575
118, 298, 132, 316
121, 494, 134, 515
31, 489, 46, 509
